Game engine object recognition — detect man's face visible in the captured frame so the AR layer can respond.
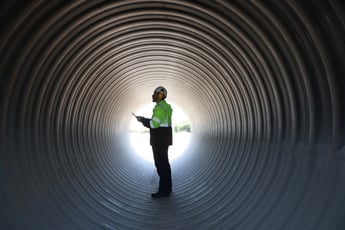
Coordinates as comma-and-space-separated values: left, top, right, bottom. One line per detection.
152, 91, 163, 102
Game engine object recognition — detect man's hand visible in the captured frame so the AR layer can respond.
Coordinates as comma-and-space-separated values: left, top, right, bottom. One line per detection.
136, 116, 150, 128
136, 116, 144, 122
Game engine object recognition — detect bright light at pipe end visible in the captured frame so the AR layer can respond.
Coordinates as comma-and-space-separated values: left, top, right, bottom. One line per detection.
130, 104, 191, 162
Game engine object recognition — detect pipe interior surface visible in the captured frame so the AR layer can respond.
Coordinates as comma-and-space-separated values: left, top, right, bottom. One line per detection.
1, 1, 345, 230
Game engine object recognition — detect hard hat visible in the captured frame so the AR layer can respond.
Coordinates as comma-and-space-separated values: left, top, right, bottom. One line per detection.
154, 86, 167, 98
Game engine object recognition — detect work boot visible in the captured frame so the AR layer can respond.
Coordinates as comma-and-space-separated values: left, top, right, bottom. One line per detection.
151, 191, 170, 198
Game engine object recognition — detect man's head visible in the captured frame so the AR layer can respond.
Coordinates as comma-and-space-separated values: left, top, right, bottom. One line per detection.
152, 86, 167, 102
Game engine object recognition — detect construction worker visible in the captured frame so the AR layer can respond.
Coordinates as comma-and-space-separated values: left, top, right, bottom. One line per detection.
136, 86, 173, 198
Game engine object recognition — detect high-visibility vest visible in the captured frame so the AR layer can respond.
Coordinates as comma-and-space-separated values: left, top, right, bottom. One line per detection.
150, 100, 172, 129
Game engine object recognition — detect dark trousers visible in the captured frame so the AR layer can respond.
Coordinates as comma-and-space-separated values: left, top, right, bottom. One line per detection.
152, 144, 172, 192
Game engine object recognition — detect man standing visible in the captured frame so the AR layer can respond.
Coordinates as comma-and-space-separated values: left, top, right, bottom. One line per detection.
136, 86, 173, 198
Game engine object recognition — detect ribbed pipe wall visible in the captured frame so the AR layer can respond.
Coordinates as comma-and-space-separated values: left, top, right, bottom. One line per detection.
1, 1, 345, 229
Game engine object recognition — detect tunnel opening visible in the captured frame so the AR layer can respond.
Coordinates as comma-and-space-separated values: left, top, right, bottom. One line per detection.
129, 103, 191, 162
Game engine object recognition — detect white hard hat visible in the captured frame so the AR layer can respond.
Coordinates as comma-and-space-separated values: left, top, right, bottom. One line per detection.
154, 86, 167, 97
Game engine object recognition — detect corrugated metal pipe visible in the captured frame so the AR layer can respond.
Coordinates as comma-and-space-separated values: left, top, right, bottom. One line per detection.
1, 1, 345, 229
